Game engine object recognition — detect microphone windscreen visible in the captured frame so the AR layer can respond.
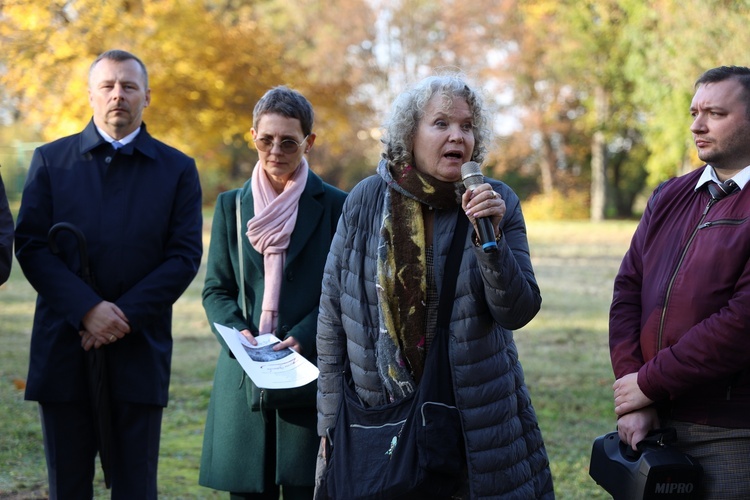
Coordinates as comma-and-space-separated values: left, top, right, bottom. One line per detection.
461, 161, 483, 189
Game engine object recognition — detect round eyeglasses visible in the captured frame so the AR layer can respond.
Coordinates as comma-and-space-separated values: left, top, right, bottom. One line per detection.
254, 135, 309, 155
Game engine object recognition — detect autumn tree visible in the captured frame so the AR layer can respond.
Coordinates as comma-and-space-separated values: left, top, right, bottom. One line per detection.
622, 0, 750, 187
0, 0, 379, 197
241, 0, 382, 187
4, 0, 750, 213
487, 0, 649, 220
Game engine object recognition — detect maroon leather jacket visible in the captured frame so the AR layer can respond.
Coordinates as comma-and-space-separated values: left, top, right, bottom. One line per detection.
610, 167, 750, 428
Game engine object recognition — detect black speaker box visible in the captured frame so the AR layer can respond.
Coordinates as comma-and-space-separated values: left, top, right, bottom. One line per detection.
589, 428, 702, 499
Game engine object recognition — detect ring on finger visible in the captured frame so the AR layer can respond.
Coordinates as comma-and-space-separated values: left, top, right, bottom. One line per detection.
109, 334, 116, 342
492, 191, 497, 199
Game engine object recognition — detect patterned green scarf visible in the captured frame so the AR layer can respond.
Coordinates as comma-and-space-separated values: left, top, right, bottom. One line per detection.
376, 159, 463, 401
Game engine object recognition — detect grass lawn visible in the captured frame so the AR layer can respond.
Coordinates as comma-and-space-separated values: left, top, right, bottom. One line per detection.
521, 220, 637, 499
0, 217, 637, 499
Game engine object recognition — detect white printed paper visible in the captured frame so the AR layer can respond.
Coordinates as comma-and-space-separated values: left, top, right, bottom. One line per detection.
214, 322, 319, 389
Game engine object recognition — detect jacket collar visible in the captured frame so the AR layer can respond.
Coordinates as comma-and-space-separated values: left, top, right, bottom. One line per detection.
79, 119, 158, 159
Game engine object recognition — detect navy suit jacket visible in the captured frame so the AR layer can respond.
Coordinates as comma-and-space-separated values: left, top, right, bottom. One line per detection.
15, 120, 203, 406
0, 172, 13, 285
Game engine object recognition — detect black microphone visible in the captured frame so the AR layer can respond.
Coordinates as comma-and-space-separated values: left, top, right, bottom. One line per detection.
461, 161, 498, 253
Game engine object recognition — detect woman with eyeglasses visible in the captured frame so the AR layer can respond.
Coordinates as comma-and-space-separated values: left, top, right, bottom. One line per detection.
199, 86, 347, 499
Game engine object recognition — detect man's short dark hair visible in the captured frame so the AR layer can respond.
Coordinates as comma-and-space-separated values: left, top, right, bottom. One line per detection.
253, 86, 314, 137
89, 50, 149, 89
695, 66, 750, 120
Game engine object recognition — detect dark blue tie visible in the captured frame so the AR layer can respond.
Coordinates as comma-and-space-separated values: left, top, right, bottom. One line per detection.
708, 179, 739, 201
112, 140, 123, 150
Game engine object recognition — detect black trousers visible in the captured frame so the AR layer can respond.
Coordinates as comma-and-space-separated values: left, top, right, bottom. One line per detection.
40, 400, 163, 500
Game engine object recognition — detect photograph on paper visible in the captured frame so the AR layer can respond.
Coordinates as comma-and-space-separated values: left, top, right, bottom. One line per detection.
214, 322, 319, 389
243, 343, 293, 362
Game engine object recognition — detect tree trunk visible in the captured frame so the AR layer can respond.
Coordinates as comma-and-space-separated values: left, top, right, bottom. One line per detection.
590, 86, 607, 222
590, 130, 606, 221
539, 134, 555, 195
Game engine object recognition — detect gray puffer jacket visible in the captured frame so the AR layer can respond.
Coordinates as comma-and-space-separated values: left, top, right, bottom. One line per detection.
317, 173, 554, 499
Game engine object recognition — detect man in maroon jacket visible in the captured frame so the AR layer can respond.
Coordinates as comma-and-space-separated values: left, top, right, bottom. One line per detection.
610, 66, 750, 498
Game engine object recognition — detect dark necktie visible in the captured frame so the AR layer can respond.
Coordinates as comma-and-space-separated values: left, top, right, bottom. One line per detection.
112, 140, 123, 150
707, 179, 739, 201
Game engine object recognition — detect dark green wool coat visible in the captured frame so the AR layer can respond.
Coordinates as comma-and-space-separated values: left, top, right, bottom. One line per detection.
199, 172, 346, 492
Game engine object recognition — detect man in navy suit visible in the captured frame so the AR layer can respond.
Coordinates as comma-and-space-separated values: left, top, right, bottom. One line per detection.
14, 49, 203, 499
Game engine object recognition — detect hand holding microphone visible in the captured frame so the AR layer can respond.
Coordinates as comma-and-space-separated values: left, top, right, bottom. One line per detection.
461, 161, 503, 253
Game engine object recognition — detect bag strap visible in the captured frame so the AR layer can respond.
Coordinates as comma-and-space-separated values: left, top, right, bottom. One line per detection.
341, 211, 469, 383
436, 211, 469, 330
340, 210, 469, 418
236, 189, 247, 321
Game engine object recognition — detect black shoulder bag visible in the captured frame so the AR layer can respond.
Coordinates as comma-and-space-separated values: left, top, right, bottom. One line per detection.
322, 210, 469, 499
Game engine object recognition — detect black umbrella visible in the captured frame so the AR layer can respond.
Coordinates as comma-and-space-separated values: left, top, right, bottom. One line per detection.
48, 222, 113, 489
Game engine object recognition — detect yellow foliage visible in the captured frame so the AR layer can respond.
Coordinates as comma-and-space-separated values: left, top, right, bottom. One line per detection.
0, 0, 378, 195
523, 191, 591, 221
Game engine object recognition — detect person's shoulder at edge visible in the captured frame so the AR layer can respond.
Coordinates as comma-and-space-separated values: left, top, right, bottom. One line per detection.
207, 188, 244, 226
345, 173, 383, 203
320, 177, 349, 200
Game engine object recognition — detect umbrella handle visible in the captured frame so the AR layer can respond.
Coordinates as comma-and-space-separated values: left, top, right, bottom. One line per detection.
48, 222, 92, 283
48, 223, 111, 488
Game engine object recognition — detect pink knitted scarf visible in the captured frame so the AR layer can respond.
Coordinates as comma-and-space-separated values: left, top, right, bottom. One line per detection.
246, 158, 309, 334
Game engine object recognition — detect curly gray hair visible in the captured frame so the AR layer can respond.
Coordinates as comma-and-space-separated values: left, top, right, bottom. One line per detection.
382, 73, 491, 168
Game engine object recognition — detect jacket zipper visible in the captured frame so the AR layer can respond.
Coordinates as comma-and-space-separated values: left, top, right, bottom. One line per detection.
697, 218, 747, 230
656, 198, 715, 350
656, 198, 747, 400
